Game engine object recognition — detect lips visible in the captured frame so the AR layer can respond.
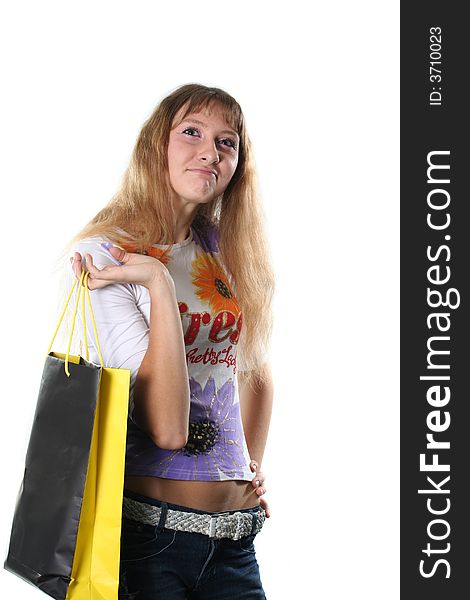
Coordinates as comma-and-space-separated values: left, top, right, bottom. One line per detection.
188, 168, 217, 178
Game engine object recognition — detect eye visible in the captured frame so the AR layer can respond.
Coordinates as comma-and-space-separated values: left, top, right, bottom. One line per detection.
218, 138, 237, 150
182, 127, 200, 137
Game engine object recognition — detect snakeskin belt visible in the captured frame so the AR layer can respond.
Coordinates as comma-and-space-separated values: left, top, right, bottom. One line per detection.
122, 496, 266, 541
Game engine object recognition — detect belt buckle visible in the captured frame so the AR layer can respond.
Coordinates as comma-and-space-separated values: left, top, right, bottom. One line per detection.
224, 512, 246, 540
209, 514, 218, 538
208, 512, 229, 538
208, 511, 250, 540
208, 511, 240, 539
208, 512, 230, 538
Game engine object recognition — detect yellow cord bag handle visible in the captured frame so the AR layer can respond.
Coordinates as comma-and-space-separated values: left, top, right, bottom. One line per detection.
47, 270, 104, 376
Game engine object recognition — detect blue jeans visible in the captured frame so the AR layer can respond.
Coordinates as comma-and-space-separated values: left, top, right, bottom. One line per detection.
119, 490, 267, 599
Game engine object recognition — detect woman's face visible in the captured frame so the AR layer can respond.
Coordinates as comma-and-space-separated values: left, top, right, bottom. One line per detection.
167, 104, 239, 208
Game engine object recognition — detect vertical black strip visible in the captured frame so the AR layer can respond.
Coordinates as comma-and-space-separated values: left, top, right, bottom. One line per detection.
401, 4, 468, 598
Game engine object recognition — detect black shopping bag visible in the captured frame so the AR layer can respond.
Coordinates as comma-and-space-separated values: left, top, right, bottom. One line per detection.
4, 354, 101, 598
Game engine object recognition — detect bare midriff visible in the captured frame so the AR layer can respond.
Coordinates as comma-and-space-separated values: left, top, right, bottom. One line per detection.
124, 475, 260, 512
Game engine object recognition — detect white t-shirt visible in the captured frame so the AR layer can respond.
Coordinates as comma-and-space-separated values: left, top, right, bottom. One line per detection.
67, 222, 255, 482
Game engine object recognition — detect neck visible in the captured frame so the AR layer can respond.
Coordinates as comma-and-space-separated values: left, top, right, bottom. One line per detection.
173, 199, 200, 243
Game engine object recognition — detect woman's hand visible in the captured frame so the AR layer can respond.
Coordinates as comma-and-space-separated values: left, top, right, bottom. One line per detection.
70, 244, 172, 291
250, 460, 271, 518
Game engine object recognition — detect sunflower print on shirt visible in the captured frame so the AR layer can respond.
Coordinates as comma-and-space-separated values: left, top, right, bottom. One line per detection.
126, 376, 247, 480
191, 251, 240, 315
121, 242, 171, 265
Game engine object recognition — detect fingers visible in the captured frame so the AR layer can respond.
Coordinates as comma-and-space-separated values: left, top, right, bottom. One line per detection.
71, 252, 83, 279
249, 460, 267, 497
251, 469, 265, 489
81, 253, 127, 281
251, 463, 271, 518
259, 497, 271, 518
83, 254, 109, 278
69, 253, 117, 290
252, 473, 265, 489
70, 253, 92, 287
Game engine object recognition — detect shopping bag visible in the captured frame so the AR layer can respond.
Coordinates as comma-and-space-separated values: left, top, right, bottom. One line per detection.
4, 269, 130, 600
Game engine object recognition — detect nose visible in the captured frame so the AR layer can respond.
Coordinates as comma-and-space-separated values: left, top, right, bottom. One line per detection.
198, 138, 219, 164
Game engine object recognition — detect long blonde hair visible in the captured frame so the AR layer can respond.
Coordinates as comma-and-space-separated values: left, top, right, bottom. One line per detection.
65, 83, 274, 386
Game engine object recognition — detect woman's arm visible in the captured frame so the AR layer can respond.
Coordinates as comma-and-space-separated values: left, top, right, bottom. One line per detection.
238, 364, 274, 469
133, 277, 190, 449
239, 364, 274, 516
69, 241, 190, 449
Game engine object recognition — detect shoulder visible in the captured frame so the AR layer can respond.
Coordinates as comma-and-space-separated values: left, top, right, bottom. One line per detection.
191, 214, 220, 254
72, 234, 112, 250
70, 235, 122, 268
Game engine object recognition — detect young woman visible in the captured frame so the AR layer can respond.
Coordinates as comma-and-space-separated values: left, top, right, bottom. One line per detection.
67, 83, 275, 599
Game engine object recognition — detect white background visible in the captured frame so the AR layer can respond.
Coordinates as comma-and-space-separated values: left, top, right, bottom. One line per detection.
0, 1, 399, 598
